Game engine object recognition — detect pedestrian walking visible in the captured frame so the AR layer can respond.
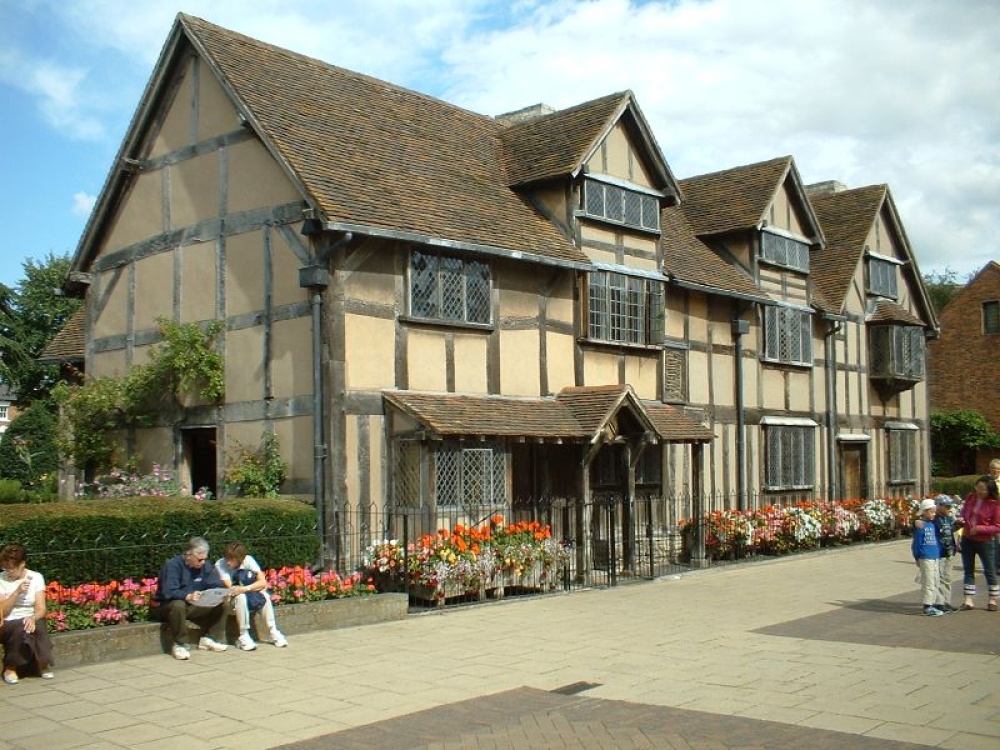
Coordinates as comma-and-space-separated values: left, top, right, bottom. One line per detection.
958, 476, 1000, 611
912, 498, 944, 616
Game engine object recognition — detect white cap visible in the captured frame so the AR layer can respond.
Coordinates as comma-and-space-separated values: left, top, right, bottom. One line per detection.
918, 498, 937, 512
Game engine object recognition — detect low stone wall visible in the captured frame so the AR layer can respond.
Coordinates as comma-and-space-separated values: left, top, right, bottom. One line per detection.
52, 593, 408, 668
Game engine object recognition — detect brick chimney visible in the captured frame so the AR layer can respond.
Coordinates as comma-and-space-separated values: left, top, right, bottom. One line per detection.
495, 103, 556, 126
805, 180, 848, 197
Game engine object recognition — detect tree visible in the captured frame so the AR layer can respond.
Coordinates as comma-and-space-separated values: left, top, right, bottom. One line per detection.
0, 253, 82, 403
930, 409, 1000, 476
0, 401, 59, 489
922, 267, 970, 316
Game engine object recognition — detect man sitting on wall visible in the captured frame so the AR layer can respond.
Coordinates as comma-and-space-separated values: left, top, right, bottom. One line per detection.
155, 536, 230, 660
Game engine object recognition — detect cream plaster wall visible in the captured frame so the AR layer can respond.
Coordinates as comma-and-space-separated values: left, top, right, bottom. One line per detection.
688, 350, 710, 403
760, 369, 786, 410
280, 415, 314, 491
270, 230, 308, 308
134, 251, 175, 330
345, 315, 395, 390
101, 171, 164, 252
546, 332, 576, 394
91, 349, 127, 379
196, 64, 240, 141
453, 335, 488, 393
583, 350, 619, 386
787, 371, 811, 412
500, 329, 541, 396
407, 330, 447, 392
225, 230, 265, 317
133, 428, 175, 477
92, 271, 128, 340
624, 355, 658, 400
149, 73, 192, 158
180, 241, 218, 323
228, 139, 301, 214
270, 317, 313, 398
224, 327, 265, 402
170, 153, 220, 228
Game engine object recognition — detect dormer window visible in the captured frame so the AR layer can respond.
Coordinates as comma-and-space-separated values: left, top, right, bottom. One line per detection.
759, 229, 809, 273
867, 254, 899, 299
582, 176, 660, 232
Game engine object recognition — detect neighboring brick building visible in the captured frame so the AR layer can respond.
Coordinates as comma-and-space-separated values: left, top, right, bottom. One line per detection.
927, 260, 1000, 472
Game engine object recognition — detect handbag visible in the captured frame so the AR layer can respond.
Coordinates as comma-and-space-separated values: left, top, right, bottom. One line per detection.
233, 568, 267, 612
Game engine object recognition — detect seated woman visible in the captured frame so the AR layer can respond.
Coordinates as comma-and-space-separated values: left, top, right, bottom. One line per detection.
215, 542, 287, 650
0, 544, 54, 684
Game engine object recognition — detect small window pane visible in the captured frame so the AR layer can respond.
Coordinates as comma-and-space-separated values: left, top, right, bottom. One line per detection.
984, 301, 1000, 334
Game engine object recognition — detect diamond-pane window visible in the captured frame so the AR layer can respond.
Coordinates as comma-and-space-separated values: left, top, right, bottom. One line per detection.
763, 305, 812, 365
409, 249, 491, 325
393, 442, 421, 508
582, 178, 660, 232
760, 231, 810, 273
764, 425, 814, 490
587, 271, 664, 346
888, 429, 917, 483
869, 324, 925, 381
868, 258, 898, 298
434, 444, 506, 509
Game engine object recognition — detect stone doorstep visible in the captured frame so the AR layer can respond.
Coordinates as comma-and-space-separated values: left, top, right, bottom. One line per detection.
51, 593, 408, 669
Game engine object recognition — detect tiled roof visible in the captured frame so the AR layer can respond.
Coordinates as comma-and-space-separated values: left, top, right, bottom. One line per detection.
679, 156, 792, 236
383, 385, 713, 443
383, 391, 583, 438
810, 185, 886, 312
643, 402, 715, 443
868, 300, 925, 326
660, 205, 765, 301
500, 92, 629, 186
37, 306, 86, 364
180, 14, 588, 267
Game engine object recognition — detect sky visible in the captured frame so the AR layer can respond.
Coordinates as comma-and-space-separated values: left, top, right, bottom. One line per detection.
1, 0, 997, 291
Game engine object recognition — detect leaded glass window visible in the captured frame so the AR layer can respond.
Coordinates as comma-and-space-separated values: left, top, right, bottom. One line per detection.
763, 305, 812, 365
764, 426, 814, 490
588, 271, 664, 346
409, 249, 491, 324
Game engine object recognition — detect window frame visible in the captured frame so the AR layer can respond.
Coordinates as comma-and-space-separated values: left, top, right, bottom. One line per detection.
581, 177, 661, 233
434, 442, 507, 509
662, 341, 688, 403
762, 304, 813, 366
586, 269, 665, 347
759, 230, 810, 274
869, 324, 925, 381
763, 424, 815, 491
867, 257, 899, 299
408, 247, 492, 327
887, 427, 917, 485
984, 300, 1000, 334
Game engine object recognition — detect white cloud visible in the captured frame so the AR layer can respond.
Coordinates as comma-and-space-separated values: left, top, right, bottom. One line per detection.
71, 191, 96, 216
6, 0, 999, 279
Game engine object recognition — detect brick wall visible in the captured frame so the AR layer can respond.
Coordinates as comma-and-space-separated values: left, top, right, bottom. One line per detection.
928, 262, 1000, 435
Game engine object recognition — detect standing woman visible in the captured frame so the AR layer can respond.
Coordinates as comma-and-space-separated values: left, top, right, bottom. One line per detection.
0, 544, 54, 683
959, 476, 1000, 611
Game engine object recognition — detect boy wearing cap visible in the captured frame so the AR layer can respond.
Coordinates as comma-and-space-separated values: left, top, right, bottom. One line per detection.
932, 495, 959, 612
912, 498, 944, 616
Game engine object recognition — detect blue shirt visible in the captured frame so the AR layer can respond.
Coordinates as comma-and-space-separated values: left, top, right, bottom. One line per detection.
911, 520, 941, 561
156, 554, 223, 603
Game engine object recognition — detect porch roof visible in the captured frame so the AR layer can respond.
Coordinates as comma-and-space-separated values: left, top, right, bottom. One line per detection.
867, 300, 925, 326
382, 385, 713, 443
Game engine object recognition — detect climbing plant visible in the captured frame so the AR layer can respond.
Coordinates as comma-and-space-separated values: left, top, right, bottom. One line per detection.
52, 318, 225, 472
222, 431, 288, 498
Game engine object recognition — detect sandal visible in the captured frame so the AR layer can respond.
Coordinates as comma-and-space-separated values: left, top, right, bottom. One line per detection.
3, 671, 18, 685
960, 603, 975, 611
989, 602, 998, 612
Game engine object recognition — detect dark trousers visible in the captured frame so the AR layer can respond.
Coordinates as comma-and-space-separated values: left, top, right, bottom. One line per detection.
1, 618, 55, 671
157, 600, 226, 646
961, 537, 999, 598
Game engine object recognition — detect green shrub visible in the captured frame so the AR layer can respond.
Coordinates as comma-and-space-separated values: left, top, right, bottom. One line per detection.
930, 475, 981, 499
0, 478, 57, 504
222, 431, 287, 498
0, 496, 319, 584
0, 402, 59, 488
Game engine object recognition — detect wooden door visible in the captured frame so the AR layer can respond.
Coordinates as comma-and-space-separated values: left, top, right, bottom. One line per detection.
839, 443, 867, 501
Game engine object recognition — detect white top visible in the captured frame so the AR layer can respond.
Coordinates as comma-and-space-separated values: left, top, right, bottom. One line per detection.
215, 554, 261, 585
0, 569, 44, 621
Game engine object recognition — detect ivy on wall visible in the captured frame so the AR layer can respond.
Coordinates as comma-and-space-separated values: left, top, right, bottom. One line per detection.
53, 318, 225, 472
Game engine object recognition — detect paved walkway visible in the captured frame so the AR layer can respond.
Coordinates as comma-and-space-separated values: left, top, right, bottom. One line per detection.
0, 540, 997, 749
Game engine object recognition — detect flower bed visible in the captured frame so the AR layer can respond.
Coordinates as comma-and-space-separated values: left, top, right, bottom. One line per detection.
361, 518, 568, 604
681, 495, 928, 561
45, 566, 372, 633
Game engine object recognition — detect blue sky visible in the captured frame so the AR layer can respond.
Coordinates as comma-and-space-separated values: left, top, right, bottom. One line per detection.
1, 0, 998, 290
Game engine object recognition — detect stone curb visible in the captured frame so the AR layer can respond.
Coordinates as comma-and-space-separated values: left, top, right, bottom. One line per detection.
51, 593, 408, 668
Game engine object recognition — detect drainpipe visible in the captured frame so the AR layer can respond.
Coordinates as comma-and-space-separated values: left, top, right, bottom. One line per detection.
299, 225, 352, 566
824, 316, 843, 501
732, 316, 749, 512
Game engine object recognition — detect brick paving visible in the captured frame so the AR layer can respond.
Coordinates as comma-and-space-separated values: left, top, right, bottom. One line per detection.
0, 540, 998, 749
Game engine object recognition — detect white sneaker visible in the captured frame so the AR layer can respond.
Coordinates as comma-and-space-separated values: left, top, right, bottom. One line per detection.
197, 637, 228, 652
236, 633, 257, 651
270, 630, 288, 648
172, 644, 191, 661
